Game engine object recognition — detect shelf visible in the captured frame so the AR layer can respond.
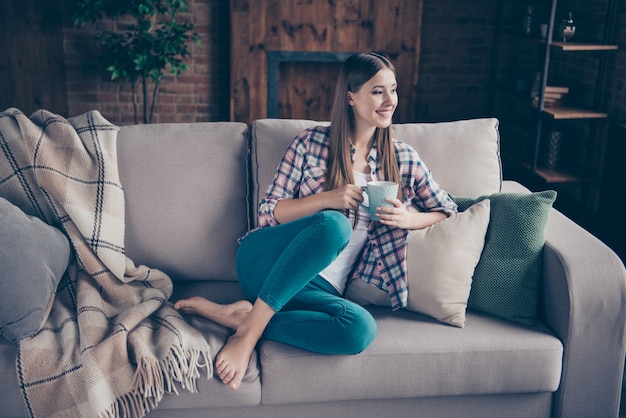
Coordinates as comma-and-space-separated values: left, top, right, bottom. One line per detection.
534, 167, 587, 183
551, 42, 618, 51
542, 106, 608, 119
529, 99, 608, 120
498, 33, 619, 52
503, 153, 587, 184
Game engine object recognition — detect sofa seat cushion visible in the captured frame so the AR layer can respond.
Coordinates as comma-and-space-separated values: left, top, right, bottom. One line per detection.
158, 281, 262, 409
259, 308, 563, 405
0, 340, 26, 417
157, 315, 262, 410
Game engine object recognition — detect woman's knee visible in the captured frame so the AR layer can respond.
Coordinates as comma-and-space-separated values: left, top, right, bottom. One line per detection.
311, 210, 352, 251
339, 305, 377, 354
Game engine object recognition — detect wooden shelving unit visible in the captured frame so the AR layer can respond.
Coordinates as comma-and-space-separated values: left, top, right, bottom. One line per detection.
490, 0, 618, 191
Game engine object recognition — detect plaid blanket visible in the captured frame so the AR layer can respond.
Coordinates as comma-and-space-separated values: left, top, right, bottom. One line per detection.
0, 108, 212, 418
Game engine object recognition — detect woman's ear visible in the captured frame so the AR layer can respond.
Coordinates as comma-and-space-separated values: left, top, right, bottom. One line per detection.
347, 94, 354, 105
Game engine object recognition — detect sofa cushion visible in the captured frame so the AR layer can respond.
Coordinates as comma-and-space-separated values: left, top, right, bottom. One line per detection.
117, 122, 250, 281
405, 199, 490, 328
157, 314, 262, 410
250, 119, 328, 226
259, 308, 563, 405
0, 340, 24, 416
393, 118, 502, 197
453, 190, 557, 325
0, 197, 70, 343
250, 118, 501, 226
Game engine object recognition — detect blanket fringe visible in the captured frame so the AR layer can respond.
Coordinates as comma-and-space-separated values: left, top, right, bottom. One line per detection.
99, 347, 212, 418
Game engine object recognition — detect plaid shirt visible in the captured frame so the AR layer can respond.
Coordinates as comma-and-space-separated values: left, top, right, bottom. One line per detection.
258, 126, 457, 310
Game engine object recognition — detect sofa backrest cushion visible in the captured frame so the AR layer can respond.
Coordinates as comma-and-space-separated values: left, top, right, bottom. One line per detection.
393, 119, 502, 195
118, 122, 249, 281
250, 118, 501, 226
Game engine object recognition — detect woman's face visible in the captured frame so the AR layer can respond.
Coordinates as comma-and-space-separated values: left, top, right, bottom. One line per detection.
348, 68, 398, 132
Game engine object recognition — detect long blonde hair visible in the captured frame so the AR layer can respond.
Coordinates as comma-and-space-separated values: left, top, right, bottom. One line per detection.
326, 52, 402, 221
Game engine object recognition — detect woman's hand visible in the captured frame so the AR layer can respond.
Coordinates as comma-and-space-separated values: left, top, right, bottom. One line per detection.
375, 198, 448, 230
324, 184, 364, 211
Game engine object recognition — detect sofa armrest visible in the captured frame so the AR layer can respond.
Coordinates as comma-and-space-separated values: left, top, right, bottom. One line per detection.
501, 180, 626, 417
542, 208, 626, 418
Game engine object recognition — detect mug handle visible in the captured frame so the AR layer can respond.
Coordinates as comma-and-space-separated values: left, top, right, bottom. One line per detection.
360, 186, 369, 209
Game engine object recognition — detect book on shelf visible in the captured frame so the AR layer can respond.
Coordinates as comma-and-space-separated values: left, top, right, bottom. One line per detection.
545, 85, 569, 94
532, 85, 568, 107
532, 96, 564, 107
543, 91, 565, 99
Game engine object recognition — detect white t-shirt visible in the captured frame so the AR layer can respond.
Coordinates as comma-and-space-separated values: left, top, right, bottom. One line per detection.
319, 171, 371, 293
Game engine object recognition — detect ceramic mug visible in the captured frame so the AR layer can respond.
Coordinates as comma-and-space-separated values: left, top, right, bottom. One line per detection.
361, 181, 399, 221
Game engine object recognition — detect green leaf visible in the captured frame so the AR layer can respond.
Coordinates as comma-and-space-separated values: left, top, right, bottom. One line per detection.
71, 0, 198, 123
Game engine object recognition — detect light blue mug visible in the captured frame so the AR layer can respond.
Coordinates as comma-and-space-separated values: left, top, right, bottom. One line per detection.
361, 181, 399, 221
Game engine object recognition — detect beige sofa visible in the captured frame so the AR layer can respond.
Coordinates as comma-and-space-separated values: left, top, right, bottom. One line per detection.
1, 118, 625, 418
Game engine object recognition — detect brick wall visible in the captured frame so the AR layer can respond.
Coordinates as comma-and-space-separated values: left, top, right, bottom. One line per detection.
417, 0, 497, 122
62, 0, 230, 125
60, 0, 625, 126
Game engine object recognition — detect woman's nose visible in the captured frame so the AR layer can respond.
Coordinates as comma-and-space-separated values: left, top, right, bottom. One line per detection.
383, 91, 396, 105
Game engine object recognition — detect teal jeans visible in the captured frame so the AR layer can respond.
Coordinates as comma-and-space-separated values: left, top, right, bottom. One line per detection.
236, 210, 377, 355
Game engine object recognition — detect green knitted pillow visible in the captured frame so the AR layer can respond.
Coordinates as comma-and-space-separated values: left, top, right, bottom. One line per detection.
452, 190, 557, 325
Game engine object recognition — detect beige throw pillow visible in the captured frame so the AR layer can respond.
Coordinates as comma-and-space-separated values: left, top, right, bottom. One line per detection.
406, 199, 490, 328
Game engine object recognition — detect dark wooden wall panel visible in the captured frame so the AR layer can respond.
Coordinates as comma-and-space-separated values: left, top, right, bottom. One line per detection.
0, 0, 68, 116
278, 61, 343, 120
230, 0, 423, 123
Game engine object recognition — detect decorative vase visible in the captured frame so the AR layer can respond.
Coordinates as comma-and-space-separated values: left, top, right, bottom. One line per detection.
544, 131, 562, 169
558, 12, 576, 42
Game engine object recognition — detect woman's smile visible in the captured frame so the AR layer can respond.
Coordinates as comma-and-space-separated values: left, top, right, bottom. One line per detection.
376, 109, 394, 118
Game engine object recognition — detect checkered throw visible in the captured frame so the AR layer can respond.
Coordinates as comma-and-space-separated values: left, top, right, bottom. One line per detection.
0, 108, 212, 418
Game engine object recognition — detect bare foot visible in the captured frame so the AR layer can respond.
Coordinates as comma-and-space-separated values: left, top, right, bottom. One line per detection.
174, 296, 253, 330
214, 298, 275, 391
215, 331, 258, 391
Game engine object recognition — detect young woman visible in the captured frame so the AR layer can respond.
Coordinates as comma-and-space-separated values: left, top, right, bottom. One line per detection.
175, 52, 457, 391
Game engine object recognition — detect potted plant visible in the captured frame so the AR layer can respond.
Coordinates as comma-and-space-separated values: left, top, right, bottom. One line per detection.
73, 0, 200, 124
